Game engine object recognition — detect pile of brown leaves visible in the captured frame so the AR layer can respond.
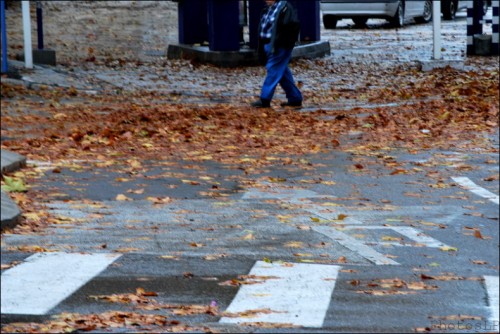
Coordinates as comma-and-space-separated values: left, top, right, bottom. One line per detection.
2, 67, 498, 168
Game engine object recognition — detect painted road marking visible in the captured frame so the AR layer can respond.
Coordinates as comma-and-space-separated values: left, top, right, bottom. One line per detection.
313, 226, 400, 265
219, 261, 341, 328
347, 226, 450, 248
300, 204, 363, 225
452, 177, 499, 205
484, 276, 499, 326
243, 185, 360, 224
242, 185, 335, 202
1, 252, 121, 315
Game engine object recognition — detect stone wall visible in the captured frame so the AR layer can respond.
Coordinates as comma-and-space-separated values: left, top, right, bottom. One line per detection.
4, 1, 179, 65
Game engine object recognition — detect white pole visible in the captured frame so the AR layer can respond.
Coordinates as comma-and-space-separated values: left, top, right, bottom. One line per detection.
432, 0, 442, 60
22, 0, 33, 69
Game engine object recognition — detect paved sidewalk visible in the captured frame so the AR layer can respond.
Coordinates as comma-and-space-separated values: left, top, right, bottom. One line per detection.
1, 60, 93, 230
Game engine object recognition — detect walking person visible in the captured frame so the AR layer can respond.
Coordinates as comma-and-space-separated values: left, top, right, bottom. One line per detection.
251, 0, 303, 108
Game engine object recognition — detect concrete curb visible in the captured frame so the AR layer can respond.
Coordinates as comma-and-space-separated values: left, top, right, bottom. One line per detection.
1, 191, 21, 230
1, 150, 27, 174
1, 150, 27, 230
418, 59, 465, 71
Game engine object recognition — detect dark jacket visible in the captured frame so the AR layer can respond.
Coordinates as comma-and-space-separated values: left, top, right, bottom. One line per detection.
258, 1, 300, 55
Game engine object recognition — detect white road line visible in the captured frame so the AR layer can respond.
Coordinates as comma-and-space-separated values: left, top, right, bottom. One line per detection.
313, 226, 400, 265
348, 226, 449, 248
219, 261, 341, 328
452, 177, 499, 205
1, 252, 121, 315
242, 187, 335, 203
484, 276, 499, 326
301, 205, 363, 225
242, 186, 361, 224
390, 226, 449, 248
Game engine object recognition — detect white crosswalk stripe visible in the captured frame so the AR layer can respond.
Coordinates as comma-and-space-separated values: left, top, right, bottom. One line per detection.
219, 261, 341, 327
484, 276, 500, 326
313, 226, 400, 265
1, 252, 121, 315
1, 253, 498, 331
452, 177, 499, 204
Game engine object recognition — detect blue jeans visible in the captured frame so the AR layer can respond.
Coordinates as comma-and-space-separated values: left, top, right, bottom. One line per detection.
260, 44, 303, 103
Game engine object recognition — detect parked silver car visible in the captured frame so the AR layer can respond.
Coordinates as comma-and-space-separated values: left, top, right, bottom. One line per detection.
320, 0, 432, 29
441, 0, 491, 20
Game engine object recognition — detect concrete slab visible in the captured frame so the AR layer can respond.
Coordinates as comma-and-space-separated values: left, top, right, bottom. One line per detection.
32, 49, 57, 66
167, 41, 331, 67
16, 49, 57, 66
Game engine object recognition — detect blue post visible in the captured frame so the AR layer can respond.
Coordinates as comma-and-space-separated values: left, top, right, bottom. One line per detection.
1, 0, 7, 73
178, 0, 208, 45
207, 0, 240, 51
248, 0, 320, 49
248, 0, 265, 50
36, 1, 44, 49
291, 0, 321, 42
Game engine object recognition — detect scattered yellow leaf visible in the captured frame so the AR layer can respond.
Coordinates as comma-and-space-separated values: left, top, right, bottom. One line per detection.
116, 194, 132, 201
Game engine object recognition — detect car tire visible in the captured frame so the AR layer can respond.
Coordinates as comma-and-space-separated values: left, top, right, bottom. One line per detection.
323, 15, 338, 29
442, 0, 457, 20
352, 17, 368, 27
483, 2, 489, 16
415, 0, 433, 23
389, 1, 404, 27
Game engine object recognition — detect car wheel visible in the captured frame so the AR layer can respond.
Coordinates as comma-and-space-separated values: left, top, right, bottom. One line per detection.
415, 0, 432, 23
323, 15, 338, 29
389, 1, 404, 27
352, 17, 368, 27
442, 0, 457, 20
483, 2, 489, 16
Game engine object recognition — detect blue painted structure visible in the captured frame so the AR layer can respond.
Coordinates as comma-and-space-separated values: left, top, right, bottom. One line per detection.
1, 0, 7, 73
176, 0, 321, 52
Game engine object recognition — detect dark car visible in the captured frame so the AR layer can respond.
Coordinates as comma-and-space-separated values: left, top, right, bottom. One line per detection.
441, 0, 491, 20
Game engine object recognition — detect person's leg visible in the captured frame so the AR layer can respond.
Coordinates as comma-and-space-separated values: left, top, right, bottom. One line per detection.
259, 46, 289, 103
280, 66, 302, 104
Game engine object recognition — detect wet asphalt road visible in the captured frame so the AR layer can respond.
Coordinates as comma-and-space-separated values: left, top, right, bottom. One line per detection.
2, 144, 498, 332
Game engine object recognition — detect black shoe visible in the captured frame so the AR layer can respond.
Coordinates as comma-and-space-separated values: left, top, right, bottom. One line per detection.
251, 99, 271, 108
280, 101, 302, 108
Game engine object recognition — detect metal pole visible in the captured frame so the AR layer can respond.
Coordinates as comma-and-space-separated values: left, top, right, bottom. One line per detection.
1, 0, 8, 73
36, 1, 43, 49
432, 0, 442, 60
22, 0, 33, 68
